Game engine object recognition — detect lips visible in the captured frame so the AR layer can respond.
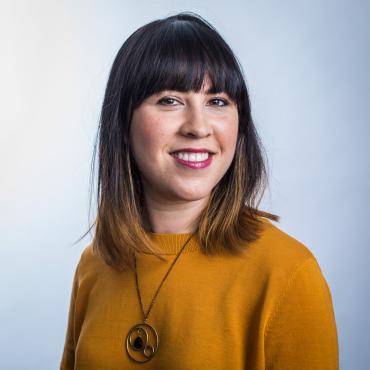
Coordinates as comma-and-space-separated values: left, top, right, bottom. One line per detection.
171, 152, 213, 169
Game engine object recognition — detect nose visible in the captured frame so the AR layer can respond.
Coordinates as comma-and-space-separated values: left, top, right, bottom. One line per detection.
179, 104, 213, 138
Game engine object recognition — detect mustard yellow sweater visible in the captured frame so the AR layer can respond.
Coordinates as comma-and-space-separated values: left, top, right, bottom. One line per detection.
60, 218, 339, 369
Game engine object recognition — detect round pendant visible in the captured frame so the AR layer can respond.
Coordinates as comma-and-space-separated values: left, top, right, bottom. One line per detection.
126, 323, 159, 363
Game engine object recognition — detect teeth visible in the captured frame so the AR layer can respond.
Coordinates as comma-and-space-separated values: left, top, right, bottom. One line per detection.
175, 152, 209, 162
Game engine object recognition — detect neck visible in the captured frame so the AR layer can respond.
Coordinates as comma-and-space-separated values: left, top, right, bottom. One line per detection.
143, 193, 209, 234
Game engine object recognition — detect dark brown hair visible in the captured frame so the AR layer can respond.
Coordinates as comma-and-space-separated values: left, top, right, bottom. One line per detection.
77, 11, 279, 271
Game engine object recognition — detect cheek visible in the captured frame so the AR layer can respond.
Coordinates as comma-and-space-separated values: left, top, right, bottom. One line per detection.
130, 113, 169, 163
219, 115, 239, 153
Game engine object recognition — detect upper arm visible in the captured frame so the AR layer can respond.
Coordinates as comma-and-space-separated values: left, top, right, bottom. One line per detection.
264, 257, 339, 370
60, 261, 80, 370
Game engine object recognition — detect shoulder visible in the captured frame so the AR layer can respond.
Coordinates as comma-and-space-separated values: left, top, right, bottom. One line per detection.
74, 243, 109, 282
79, 243, 95, 263
250, 216, 322, 284
77, 243, 97, 267
256, 217, 314, 259
249, 217, 334, 317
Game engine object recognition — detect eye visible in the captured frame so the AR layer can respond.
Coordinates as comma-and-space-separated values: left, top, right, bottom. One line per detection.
157, 97, 180, 106
157, 96, 230, 106
209, 98, 229, 106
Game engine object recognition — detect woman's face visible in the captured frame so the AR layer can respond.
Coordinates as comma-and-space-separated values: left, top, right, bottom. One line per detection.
129, 79, 239, 205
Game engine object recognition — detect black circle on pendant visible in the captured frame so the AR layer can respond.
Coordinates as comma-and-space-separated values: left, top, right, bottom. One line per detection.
134, 336, 144, 350
126, 323, 159, 363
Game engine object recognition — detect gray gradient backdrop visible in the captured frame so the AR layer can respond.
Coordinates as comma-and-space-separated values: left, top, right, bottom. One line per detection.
1, 1, 369, 369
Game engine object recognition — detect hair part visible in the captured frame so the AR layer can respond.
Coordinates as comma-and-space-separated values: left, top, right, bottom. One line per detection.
75, 11, 279, 271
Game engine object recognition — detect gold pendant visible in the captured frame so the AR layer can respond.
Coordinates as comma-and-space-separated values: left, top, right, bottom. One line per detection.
126, 323, 159, 363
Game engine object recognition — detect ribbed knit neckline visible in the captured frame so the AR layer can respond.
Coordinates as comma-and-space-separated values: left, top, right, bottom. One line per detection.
146, 232, 200, 255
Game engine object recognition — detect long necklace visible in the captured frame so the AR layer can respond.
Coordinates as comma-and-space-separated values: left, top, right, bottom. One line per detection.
125, 232, 195, 363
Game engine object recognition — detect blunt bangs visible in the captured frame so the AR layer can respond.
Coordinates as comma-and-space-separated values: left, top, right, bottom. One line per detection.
126, 19, 246, 110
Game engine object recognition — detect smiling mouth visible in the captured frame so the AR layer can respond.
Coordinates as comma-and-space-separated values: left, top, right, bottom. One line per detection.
170, 152, 213, 169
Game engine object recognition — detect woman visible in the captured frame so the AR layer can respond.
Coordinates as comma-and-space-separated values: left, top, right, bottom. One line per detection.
60, 12, 339, 369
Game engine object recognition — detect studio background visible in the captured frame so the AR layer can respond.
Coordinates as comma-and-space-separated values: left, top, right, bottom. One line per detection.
1, 1, 369, 369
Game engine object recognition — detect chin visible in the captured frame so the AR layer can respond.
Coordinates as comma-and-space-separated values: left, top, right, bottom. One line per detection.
171, 188, 212, 202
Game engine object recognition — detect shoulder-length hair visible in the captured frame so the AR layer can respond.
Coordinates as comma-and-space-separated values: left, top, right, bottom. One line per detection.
78, 11, 279, 271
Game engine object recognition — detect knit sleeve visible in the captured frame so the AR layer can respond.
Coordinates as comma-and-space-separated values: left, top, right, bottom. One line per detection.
264, 257, 339, 370
60, 260, 80, 370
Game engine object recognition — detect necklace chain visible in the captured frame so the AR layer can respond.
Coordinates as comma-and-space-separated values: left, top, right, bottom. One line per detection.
134, 232, 195, 323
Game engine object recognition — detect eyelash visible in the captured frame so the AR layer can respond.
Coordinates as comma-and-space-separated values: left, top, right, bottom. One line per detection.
158, 97, 229, 107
